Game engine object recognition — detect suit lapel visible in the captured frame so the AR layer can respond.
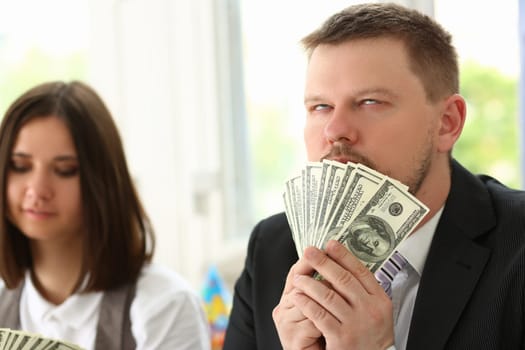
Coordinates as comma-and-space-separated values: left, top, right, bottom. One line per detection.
406, 161, 494, 350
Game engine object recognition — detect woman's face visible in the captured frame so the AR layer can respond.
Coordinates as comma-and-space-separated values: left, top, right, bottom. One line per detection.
6, 115, 84, 245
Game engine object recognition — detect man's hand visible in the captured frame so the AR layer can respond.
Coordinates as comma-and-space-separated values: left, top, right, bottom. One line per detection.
273, 252, 324, 349
274, 240, 395, 350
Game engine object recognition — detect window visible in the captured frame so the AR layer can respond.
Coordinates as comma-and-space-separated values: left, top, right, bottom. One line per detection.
0, 0, 90, 115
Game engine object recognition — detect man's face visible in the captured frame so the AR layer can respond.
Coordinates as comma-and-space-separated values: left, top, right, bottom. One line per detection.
303, 37, 444, 195
355, 228, 390, 257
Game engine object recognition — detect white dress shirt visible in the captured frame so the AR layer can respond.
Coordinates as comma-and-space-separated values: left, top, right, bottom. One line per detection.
385, 207, 443, 350
11, 263, 211, 350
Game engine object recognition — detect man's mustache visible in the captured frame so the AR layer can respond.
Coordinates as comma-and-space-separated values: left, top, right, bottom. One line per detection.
321, 142, 375, 169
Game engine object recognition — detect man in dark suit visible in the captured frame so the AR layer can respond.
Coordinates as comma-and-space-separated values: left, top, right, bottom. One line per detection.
223, 3, 525, 350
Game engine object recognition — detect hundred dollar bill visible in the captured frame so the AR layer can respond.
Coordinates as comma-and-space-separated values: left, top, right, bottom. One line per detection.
312, 160, 348, 247
290, 175, 305, 237
0, 328, 85, 350
40, 340, 60, 350
47, 341, 85, 350
320, 167, 384, 245
286, 174, 305, 254
9, 330, 31, 349
0, 329, 8, 349
303, 162, 324, 248
3, 330, 17, 350
334, 178, 429, 273
283, 179, 298, 238
311, 161, 331, 247
283, 191, 298, 254
25, 336, 50, 350
324, 162, 357, 220
356, 163, 409, 192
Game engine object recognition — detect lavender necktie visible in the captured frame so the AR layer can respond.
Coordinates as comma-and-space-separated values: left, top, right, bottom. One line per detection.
374, 251, 408, 297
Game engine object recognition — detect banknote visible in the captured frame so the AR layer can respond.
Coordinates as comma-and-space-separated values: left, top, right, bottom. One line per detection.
303, 162, 325, 247
332, 178, 428, 272
0, 329, 84, 350
283, 160, 429, 273
312, 160, 349, 245
283, 175, 303, 256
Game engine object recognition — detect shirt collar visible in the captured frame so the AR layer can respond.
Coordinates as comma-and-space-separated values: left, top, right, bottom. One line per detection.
397, 207, 444, 276
23, 272, 103, 330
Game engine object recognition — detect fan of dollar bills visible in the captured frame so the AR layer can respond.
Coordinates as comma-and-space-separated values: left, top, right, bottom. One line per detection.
283, 160, 429, 273
0, 329, 84, 350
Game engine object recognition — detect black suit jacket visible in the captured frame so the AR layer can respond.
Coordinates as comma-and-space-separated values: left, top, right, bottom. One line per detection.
223, 160, 525, 349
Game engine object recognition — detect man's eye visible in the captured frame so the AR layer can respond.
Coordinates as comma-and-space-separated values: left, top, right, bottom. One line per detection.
361, 99, 380, 106
313, 104, 330, 111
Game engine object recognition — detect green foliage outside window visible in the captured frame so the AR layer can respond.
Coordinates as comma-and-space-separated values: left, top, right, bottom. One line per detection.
454, 61, 520, 189
0, 48, 87, 118
250, 105, 302, 216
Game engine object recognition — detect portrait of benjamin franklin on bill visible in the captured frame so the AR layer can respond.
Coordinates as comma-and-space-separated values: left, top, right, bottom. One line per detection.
341, 215, 395, 263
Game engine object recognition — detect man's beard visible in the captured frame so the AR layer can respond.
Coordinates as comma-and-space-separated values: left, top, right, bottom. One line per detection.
320, 139, 432, 195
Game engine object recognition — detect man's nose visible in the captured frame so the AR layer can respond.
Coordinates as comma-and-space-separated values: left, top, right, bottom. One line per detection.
324, 108, 359, 144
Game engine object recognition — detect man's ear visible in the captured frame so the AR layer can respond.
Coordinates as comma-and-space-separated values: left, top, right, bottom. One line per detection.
437, 94, 466, 153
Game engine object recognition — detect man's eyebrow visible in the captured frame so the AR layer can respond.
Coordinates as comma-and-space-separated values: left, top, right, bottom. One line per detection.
304, 95, 327, 105
304, 88, 399, 105
353, 87, 399, 99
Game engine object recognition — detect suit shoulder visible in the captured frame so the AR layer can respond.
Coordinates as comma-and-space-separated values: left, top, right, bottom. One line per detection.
481, 175, 525, 209
249, 212, 292, 247
247, 212, 296, 258
254, 212, 290, 235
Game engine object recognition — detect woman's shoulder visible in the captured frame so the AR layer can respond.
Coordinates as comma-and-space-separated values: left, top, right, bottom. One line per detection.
132, 263, 200, 310
0, 278, 10, 301
130, 263, 209, 348
137, 263, 193, 291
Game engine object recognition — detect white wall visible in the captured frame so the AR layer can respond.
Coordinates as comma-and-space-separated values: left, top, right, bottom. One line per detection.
87, 0, 247, 289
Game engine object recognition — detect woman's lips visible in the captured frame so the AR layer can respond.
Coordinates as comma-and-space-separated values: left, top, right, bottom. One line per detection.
23, 208, 56, 220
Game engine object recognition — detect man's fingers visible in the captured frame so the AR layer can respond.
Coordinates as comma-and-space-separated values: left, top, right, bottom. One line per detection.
325, 240, 385, 295
273, 291, 324, 350
292, 274, 349, 322
302, 245, 369, 301
291, 290, 341, 335
282, 257, 316, 294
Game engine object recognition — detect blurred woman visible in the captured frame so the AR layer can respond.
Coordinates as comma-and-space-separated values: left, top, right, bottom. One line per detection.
0, 81, 210, 349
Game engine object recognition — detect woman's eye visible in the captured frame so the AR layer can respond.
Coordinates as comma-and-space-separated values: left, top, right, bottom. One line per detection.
9, 161, 29, 173
55, 167, 79, 178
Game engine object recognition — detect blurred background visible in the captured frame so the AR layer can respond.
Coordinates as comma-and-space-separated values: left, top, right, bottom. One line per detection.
0, 0, 522, 341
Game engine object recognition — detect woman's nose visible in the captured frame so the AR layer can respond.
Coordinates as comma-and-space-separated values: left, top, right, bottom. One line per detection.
25, 172, 53, 201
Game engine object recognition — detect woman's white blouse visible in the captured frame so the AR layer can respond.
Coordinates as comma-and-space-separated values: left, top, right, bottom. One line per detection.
10, 264, 211, 350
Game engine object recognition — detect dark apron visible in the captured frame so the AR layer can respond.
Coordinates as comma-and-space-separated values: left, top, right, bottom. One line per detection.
0, 281, 137, 350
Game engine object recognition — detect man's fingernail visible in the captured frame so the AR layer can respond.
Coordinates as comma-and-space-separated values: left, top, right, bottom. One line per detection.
327, 239, 340, 251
